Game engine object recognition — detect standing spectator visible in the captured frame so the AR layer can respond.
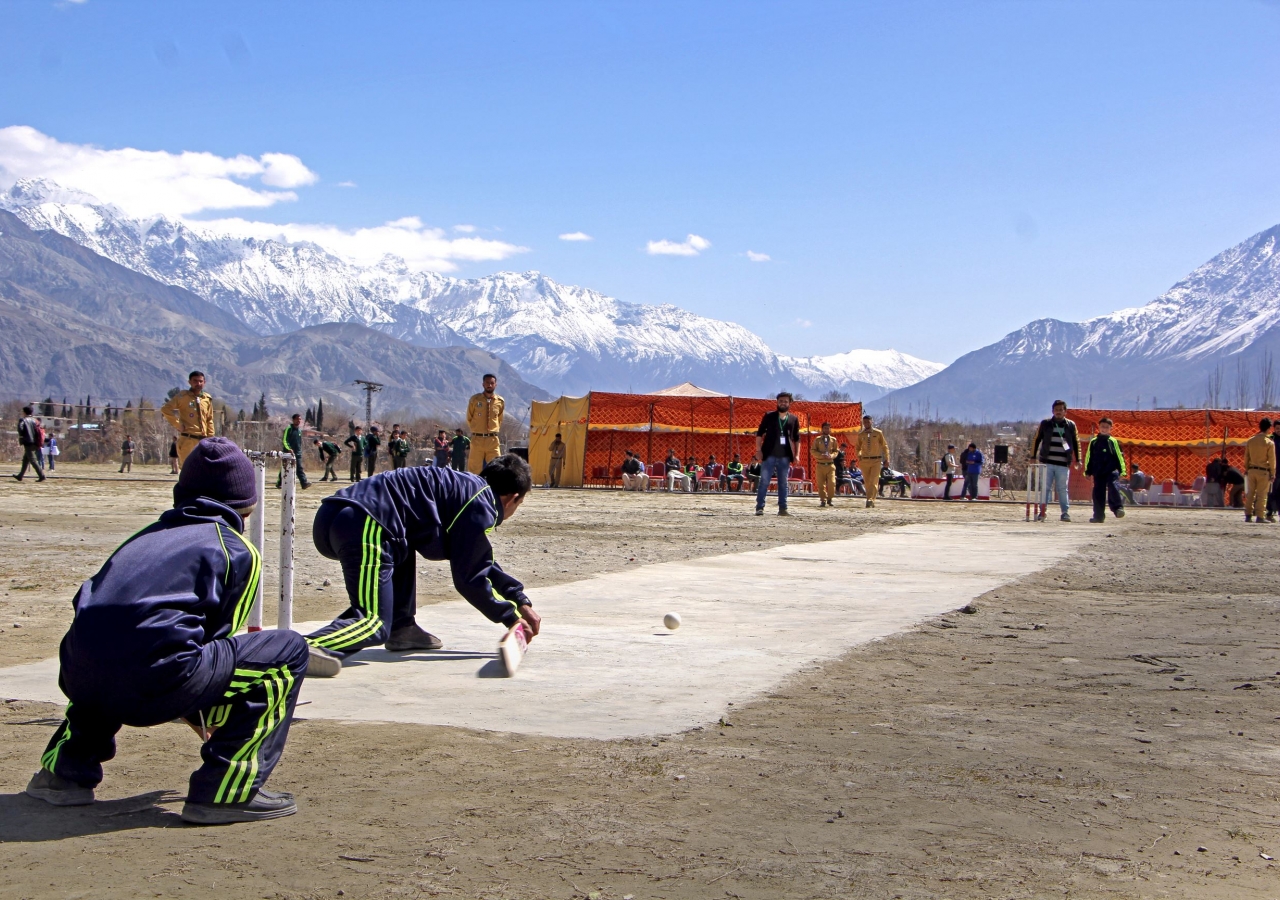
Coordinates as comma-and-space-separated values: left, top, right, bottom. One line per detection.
548, 432, 566, 487
1030, 400, 1080, 522
168, 439, 180, 474
315, 437, 341, 482
722, 453, 745, 491
621, 450, 649, 491
1243, 417, 1275, 524
465, 374, 505, 473
755, 391, 800, 516
389, 429, 411, 470
120, 434, 136, 473
855, 415, 890, 508
364, 425, 382, 477
277, 413, 310, 489
450, 428, 470, 472
44, 430, 59, 471
160, 371, 215, 468
1269, 429, 1280, 521
941, 444, 958, 500
1084, 418, 1127, 522
13, 405, 45, 482
344, 426, 365, 482
811, 422, 839, 507
1221, 461, 1246, 508
1203, 458, 1224, 508
960, 442, 983, 501
433, 430, 452, 469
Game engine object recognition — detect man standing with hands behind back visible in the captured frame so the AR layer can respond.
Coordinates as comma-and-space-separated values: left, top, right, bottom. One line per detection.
856, 414, 890, 508
161, 371, 215, 468
466, 374, 505, 474
1243, 417, 1275, 524
755, 391, 801, 517
811, 422, 839, 507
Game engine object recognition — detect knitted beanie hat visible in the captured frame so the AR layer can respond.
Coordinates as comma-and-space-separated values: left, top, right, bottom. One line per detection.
174, 437, 257, 512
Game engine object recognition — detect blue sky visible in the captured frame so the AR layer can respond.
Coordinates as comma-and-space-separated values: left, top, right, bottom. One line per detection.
3, 0, 1279, 363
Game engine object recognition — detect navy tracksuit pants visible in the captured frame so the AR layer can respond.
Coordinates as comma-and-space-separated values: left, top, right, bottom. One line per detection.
1092, 473, 1124, 518
41, 629, 308, 803
306, 503, 417, 656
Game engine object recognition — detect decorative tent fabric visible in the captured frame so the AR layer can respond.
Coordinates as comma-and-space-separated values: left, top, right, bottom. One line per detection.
580, 391, 862, 486
1066, 408, 1278, 499
528, 395, 590, 488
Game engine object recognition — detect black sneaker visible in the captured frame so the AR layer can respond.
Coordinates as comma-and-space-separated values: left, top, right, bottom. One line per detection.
25, 769, 94, 806
1088, 516, 1104, 523
755, 509, 764, 516
1246, 516, 1253, 523
181, 788, 297, 825
1061, 513, 1071, 522
384, 623, 444, 651
778, 509, 792, 517
306, 644, 342, 677
1115, 508, 1126, 518
11, 474, 21, 482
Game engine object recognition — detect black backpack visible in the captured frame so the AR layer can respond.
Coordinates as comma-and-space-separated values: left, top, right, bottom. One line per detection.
939, 454, 950, 473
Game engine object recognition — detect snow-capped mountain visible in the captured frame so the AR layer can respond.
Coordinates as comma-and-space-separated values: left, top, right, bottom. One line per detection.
1, 178, 941, 398
872, 223, 1280, 420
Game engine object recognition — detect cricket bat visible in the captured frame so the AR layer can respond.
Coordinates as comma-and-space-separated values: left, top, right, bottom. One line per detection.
498, 621, 531, 677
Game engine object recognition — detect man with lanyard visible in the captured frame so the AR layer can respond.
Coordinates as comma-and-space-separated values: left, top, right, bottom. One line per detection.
811, 422, 839, 507
755, 391, 800, 516
856, 415, 890, 508
1030, 400, 1080, 522
314, 437, 341, 482
303, 454, 541, 674
465, 374, 505, 474
941, 444, 958, 500
277, 413, 310, 489
161, 371, 215, 468
1243, 417, 1276, 524
721, 453, 745, 491
344, 427, 365, 482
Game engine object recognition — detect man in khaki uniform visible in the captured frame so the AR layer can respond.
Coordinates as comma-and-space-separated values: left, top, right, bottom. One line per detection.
811, 422, 839, 507
160, 371, 215, 468
466, 374, 505, 474
1243, 417, 1276, 523
856, 414, 890, 508
548, 432, 566, 487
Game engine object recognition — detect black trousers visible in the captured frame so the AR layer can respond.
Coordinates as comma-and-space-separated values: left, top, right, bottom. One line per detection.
349, 452, 363, 481
18, 447, 44, 480
365, 453, 378, 477
306, 503, 417, 656
943, 473, 955, 499
275, 452, 310, 488
1092, 473, 1124, 518
41, 629, 308, 803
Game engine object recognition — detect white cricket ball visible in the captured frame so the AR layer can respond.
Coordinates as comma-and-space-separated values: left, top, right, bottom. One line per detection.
664, 612, 682, 630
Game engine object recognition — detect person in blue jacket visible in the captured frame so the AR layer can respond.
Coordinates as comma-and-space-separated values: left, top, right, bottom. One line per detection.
25, 438, 311, 824
305, 453, 541, 674
960, 442, 984, 501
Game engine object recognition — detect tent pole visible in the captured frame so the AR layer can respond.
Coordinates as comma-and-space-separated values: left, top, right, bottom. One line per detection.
647, 400, 654, 467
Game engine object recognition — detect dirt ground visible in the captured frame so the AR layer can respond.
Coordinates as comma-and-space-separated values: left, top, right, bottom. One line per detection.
1, 462, 1278, 899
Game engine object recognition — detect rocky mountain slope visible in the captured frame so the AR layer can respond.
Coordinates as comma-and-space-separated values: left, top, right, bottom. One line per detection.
2, 179, 939, 398
0, 209, 547, 419
872, 223, 1280, 420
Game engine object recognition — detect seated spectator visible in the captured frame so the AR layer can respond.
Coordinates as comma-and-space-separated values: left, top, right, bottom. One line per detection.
1222, 461, 1245, 508
666, 457, 692, 492
746, 453, 763, 491
722, 453, 745, 491
879, 464, 911, 498
685, 456, 703, 492
835, 444, 853, 494
1201, 459, 1223, 507
621, 450, 650, 491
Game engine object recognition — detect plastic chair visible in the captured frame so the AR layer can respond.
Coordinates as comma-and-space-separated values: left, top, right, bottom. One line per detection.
699, 464, 723, 492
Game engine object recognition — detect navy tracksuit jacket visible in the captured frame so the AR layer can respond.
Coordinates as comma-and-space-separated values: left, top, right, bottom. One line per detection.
307, 466, 528, 656
43, 498, 309, 803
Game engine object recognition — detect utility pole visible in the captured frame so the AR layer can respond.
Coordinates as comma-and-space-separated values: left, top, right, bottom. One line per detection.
353, 379, 384, 432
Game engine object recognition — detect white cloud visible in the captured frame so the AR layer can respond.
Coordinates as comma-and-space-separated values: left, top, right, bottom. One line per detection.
794, 318, 813, 328
646, 233, 710, 256
746, 250, 771, 262
0, 125, 315, 218
559, 231, 593, 242
452, 224, 476, 233
336, 180, 357, 188
0, 126, 527, 273
196, 215, 527, 272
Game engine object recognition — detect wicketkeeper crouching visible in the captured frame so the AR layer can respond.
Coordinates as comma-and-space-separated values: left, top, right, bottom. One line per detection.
25, 438, 310, 824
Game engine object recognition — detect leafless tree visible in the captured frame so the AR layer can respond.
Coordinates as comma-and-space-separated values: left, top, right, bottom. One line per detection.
1256, 351, 1276, 410
1233, 356, 1251, 410
1205, 361, 1224, 408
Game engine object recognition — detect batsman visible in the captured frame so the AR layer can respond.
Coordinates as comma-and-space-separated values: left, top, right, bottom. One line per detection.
25, 439, 309, 824
305, 453, 540, 675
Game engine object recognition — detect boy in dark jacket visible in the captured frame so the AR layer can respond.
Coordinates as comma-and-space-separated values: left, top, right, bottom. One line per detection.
305, 454, 541, 672
25, 438, 310, 824
1084, 417, 1127, 522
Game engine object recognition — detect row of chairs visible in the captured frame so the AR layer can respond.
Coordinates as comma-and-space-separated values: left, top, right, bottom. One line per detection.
587, 462, 815, 493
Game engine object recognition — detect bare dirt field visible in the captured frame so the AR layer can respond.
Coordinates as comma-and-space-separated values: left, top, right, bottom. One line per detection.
1, 462, 1278, 899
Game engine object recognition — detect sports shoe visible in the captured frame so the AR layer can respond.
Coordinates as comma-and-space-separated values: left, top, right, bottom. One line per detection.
306, 644, 342, 677
1035, 512, 1046, 522
181, 788, 297, 825
384, 623, 444, 651
1267, 515, 1276, 523
1088, 516, 1104, 523
1061, 513, 1071, 522
25, 769, 94, 806
778, 509, 792, 517
1245, 516, 1253, 523
755, 509, 764, 516
1115, 508, 1126, 518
